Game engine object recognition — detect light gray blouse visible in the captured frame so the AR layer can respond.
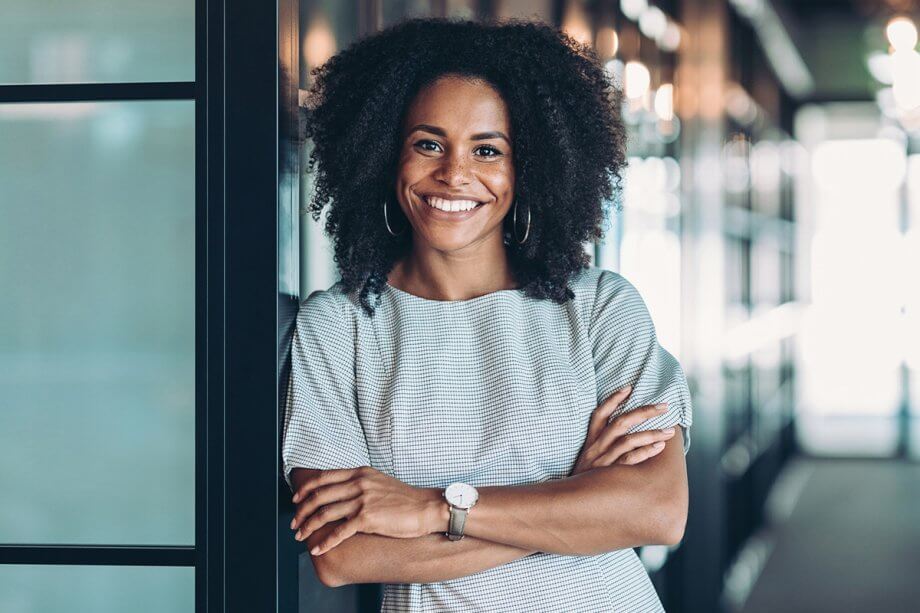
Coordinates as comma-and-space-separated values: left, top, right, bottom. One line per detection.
282, 265, 693, 612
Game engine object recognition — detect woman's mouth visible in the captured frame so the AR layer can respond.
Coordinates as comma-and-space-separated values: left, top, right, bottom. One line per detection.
421, 195, 488, 220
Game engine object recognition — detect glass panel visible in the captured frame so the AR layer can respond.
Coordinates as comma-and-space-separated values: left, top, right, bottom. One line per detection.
0, 565, 193, 612
0, 101, 195, 545
0, 0, 193, 85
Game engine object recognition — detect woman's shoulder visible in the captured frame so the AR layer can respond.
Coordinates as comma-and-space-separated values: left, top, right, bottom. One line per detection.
296, 281, 358, 337
575, 266, 651, 333
568, 265, 635, 308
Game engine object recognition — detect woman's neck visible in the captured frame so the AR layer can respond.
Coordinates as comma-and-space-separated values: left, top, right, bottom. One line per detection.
388, 245, 517, 302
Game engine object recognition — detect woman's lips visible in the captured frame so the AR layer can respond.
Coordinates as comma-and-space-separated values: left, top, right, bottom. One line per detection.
420, 194, 488, 221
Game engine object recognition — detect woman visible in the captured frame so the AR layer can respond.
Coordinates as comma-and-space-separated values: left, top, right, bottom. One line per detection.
282, 17, 692, 612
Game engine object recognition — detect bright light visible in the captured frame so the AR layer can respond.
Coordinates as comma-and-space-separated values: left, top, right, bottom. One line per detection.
799, 137, 912, 424
811, 139, 907, 193
595, 26, 619, 59
659, 21, 682, 52
562, 1, 592, 46
620, 0, 647, 22
639, 7, 667, 40
624, 61, 651, 99
723, 302, 805, 360
866, 51, 893, 84
303, 13, 337, 70
886, 16, 918, 52
654, 83, 674, 120
891, 50, 920, 110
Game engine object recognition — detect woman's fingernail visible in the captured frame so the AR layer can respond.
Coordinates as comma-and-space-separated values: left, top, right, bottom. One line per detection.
662, 428, 675, 435
620, 385, 632, 393
310, 546, 321, 555
653, 442, 665, 449
290, 519, 296, 529
657, 403, 669, 411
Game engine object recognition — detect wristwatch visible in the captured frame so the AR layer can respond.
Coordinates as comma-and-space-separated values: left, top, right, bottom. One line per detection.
443, 482, 479, 541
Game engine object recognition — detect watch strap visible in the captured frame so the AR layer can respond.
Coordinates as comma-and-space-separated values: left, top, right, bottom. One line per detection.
447, 505, 468, 541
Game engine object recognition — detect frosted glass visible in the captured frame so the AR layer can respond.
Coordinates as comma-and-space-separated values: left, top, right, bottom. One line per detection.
0, 0, 193, 85
0, 565, 193, 613
0, 100, 195, 545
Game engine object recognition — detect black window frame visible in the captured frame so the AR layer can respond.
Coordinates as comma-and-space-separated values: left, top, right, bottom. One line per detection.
0, 0, 300, 611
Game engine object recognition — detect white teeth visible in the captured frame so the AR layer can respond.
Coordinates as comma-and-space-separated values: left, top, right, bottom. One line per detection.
426, 196, 480, 212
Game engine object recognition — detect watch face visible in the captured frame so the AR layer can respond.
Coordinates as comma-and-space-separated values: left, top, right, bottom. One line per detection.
445, 482, 479, 509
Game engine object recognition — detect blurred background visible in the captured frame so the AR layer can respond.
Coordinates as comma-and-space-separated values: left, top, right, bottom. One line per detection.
1, 1, 919, 612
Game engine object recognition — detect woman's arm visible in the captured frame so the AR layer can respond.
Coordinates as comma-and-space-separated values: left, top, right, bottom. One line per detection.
458, 428, 687, 555
291, 468, 537, 587
301, 427, 687, 560
292, 407, 677, 586
307, 522, 537, 588
294, 406, 685, 585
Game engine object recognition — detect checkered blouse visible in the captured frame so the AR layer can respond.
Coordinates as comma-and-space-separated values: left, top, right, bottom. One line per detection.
282, 265, 693, 612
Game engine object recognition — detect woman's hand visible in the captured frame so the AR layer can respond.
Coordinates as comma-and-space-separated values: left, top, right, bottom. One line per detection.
571, 385, 676, 475
289, 466, 440, 556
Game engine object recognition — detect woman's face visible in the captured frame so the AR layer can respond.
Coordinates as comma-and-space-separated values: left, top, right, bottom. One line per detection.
394, 74, 515, 255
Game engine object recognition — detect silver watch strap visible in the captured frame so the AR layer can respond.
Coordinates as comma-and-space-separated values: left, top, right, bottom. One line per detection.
447, 505, 468, 541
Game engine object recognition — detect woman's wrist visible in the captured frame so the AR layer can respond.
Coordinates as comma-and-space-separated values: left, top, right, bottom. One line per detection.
422, 487, 451, 534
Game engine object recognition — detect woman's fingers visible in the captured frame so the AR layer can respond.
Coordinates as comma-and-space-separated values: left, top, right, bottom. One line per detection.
311, 514, 364, 556
292, 467, 360, 503
592, 403, 669, 453
595, 427, 675, 465
586, 385, 632, 444
296, 497, 361, 541
291, 480, 362, 532
606, 440, 668, 466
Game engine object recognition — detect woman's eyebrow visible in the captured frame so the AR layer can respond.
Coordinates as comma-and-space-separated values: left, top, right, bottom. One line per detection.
407, 123, 510, 144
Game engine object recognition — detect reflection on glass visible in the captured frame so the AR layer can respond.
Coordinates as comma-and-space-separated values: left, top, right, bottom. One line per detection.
0, 0, 193, 85
0, 101, 195, 545
0, 565, 193, 612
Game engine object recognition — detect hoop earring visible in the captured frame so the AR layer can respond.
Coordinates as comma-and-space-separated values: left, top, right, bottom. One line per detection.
512, 200, 531, 244
383, 198, 406, 237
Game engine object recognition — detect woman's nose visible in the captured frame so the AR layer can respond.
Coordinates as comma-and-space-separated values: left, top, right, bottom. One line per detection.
434, 152, 471, 185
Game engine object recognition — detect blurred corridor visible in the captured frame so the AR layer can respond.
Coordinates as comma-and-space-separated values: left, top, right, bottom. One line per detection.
741, 459, 920, 613
1, 0, 919, 612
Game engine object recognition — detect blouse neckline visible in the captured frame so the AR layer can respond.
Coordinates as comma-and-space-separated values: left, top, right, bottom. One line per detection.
383, 281, 524, 305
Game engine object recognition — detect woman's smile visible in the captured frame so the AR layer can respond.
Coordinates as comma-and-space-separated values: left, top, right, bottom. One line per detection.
395, 74, 515, 256
418, 192, 490, 221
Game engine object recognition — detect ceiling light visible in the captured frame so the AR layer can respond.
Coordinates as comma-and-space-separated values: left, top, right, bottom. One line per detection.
886, 16, 918, 53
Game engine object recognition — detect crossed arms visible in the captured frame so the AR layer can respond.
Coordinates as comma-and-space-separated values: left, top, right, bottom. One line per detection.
289, 425, 687, 588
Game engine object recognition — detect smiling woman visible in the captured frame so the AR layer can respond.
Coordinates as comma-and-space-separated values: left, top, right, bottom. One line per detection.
388, 74, 518, 299
301, 17, 627, 314
283, 16, 692, 613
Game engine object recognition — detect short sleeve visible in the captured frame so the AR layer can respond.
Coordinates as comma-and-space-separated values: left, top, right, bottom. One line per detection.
281, 288, 371, 491
589, 270, 693, 454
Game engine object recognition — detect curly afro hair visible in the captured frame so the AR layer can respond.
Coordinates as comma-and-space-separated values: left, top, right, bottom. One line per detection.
303, 17, 626, 317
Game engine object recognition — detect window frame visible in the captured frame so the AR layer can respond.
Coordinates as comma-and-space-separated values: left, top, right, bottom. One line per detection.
0, 0, 299, 611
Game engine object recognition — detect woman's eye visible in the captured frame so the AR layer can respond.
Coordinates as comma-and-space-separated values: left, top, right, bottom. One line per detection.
475, 145, 502, 157
413, 140, 503, 158
414, 140, 442, 152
